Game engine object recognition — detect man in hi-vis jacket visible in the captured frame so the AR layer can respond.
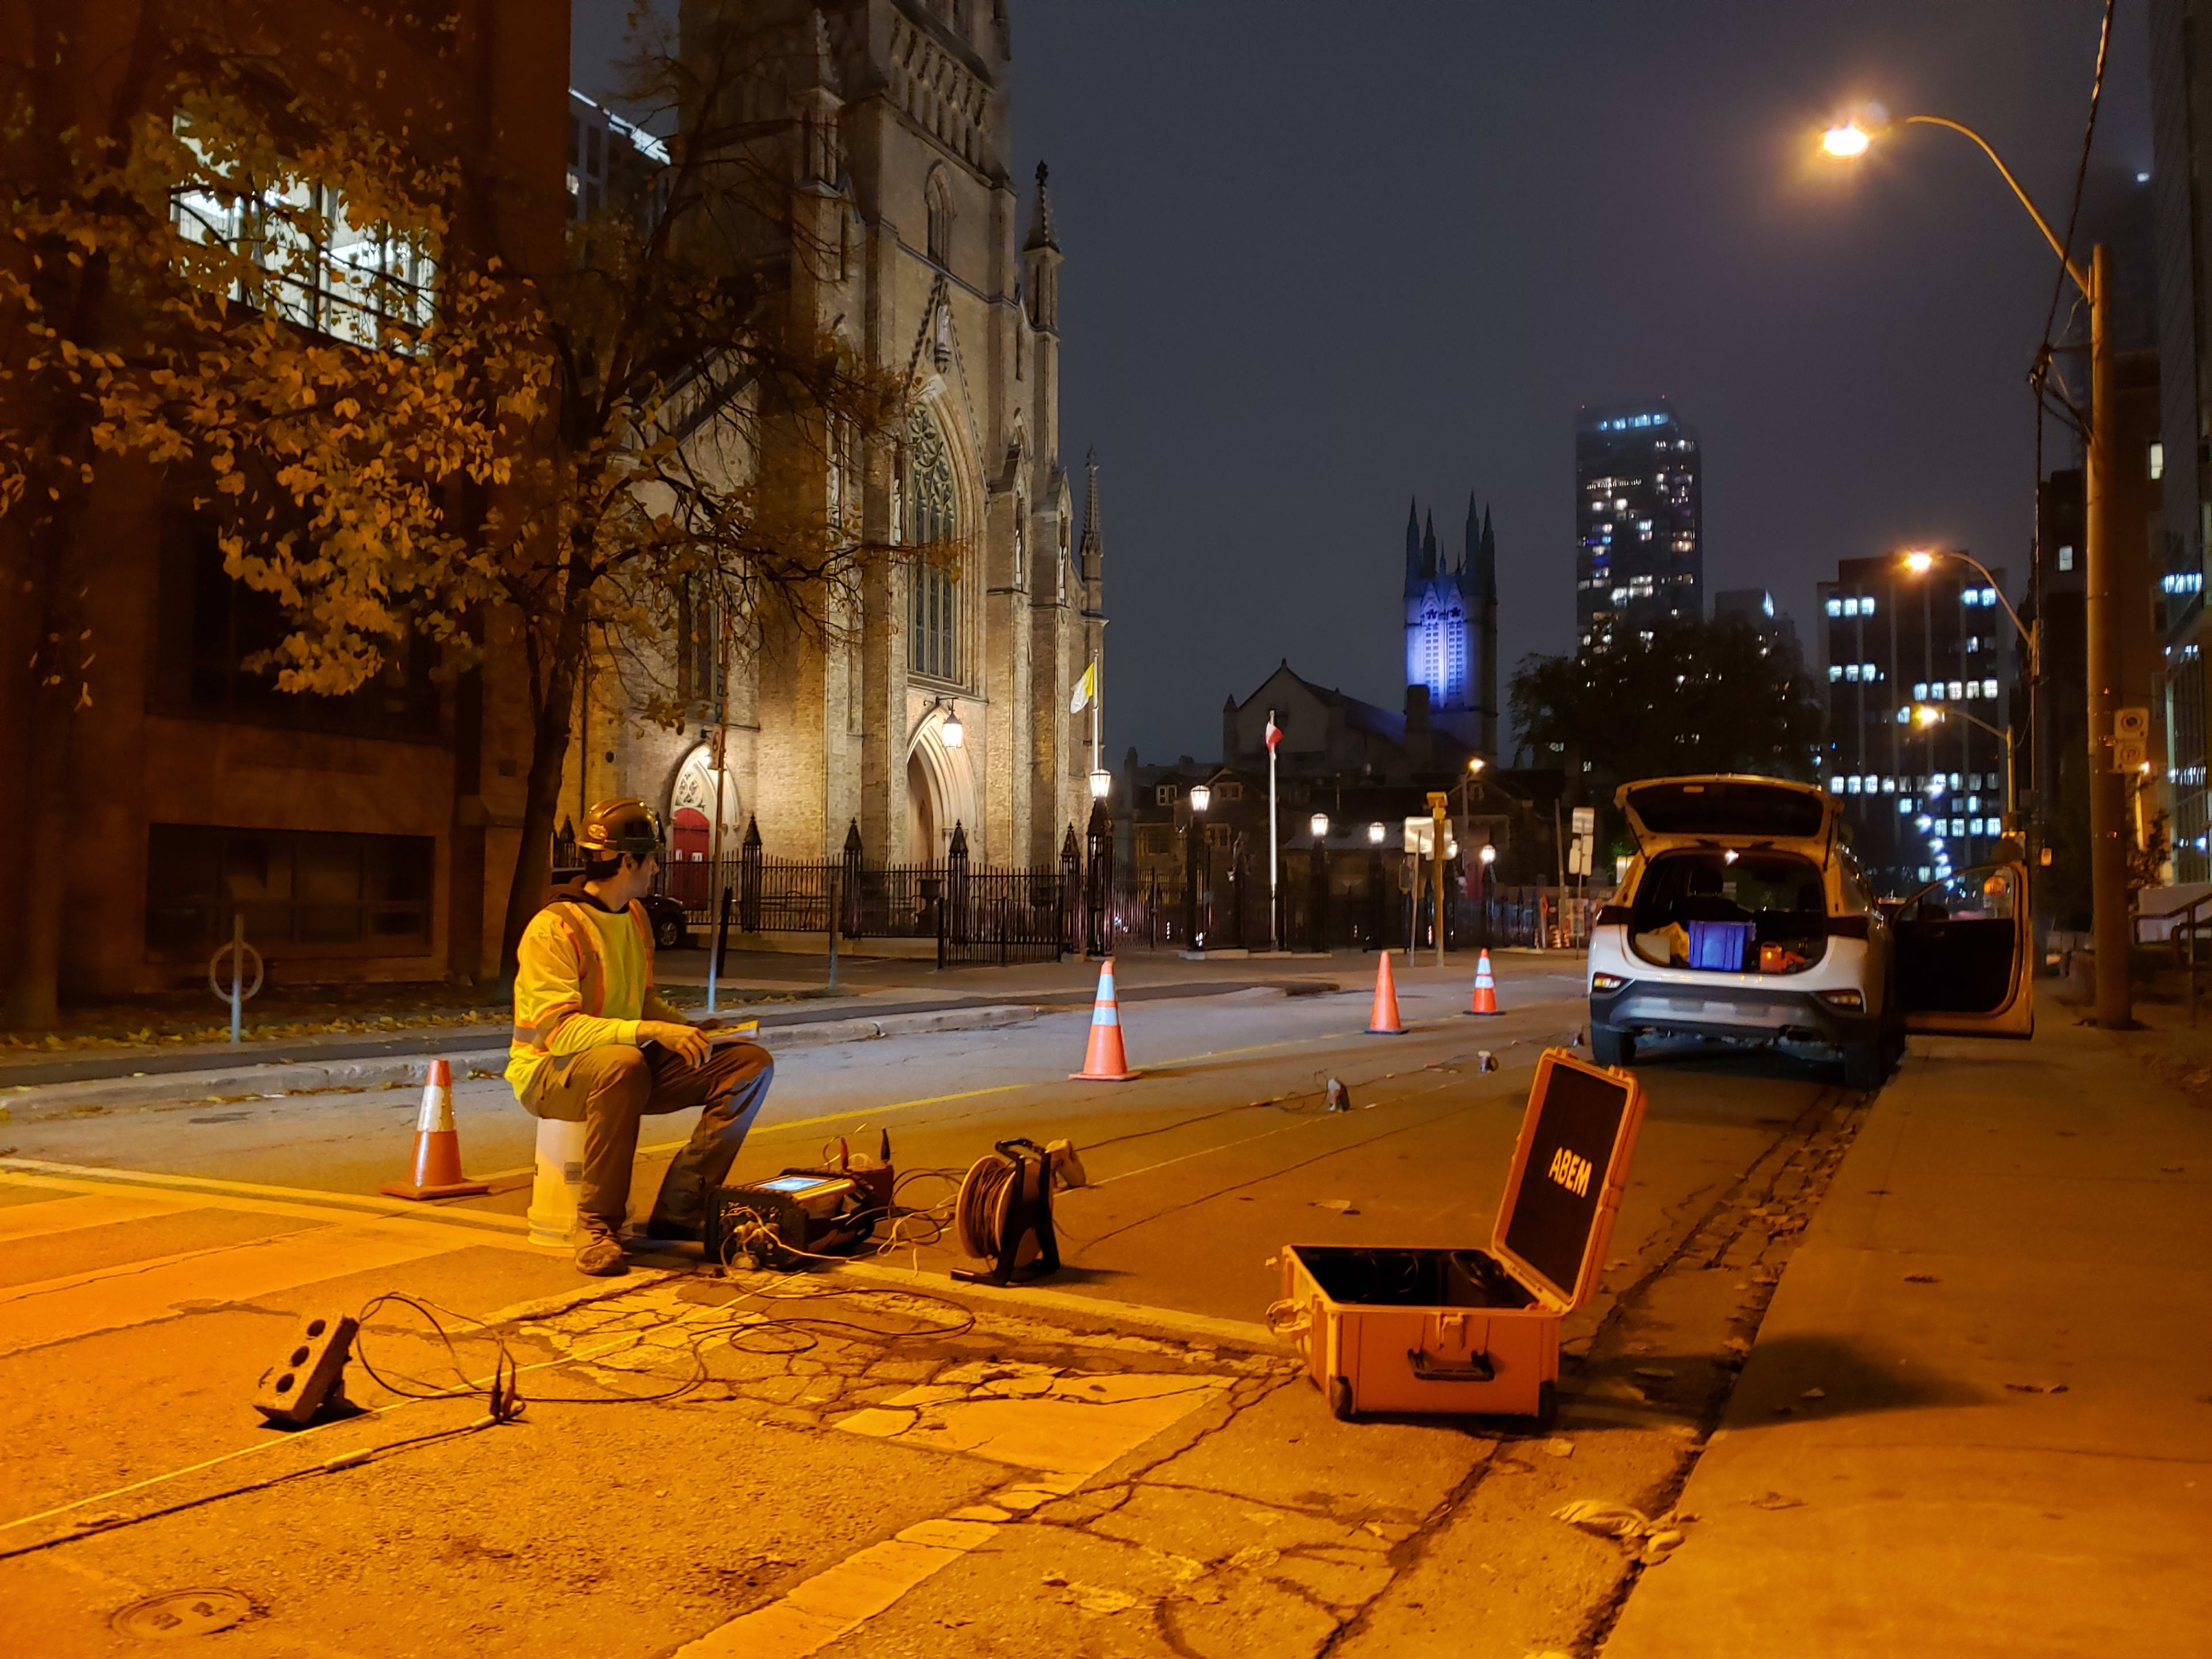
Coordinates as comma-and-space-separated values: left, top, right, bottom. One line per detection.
506, 798, 773, 1275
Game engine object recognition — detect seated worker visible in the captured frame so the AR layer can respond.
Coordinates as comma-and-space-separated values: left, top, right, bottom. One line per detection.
507, 798, 774, 1277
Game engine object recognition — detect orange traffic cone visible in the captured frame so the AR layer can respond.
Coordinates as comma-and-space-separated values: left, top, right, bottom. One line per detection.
1467, 950, 1500, 1016
1071, 956, 1141, 1081
380, 1060, 490, 1199
1366, 949, 1407, 1035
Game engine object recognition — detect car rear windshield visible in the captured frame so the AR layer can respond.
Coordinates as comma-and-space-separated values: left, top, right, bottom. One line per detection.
1627, 781, 1826, 840
1627, 849, 1829, 974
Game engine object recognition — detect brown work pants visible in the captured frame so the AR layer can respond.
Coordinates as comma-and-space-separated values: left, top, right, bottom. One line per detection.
528, 1040, 774, 1238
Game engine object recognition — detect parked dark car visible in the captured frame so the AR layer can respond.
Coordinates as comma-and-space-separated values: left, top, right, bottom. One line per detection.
549, 869, 691, 950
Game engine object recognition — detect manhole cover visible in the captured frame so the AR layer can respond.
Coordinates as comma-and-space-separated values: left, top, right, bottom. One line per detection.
111, 1589, 252, 1639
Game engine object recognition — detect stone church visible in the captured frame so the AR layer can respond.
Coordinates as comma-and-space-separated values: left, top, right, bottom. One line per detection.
566, 0, 1105, 875
1403, 497, 1499, 755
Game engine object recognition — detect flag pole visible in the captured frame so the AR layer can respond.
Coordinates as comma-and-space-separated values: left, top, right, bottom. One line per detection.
1267, 707, 1279, 952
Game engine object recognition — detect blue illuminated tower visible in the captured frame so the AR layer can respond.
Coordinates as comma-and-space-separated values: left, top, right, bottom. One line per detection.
1402, 496, 1498, 753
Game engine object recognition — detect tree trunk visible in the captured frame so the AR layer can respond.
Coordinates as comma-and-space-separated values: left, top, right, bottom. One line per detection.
4, 690, 73, 1030
3, 512, 85, 1029
497, 600, 590, 980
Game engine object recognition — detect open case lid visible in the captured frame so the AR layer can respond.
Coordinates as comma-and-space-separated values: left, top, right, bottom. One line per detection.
1490, 1048, 1649, 1314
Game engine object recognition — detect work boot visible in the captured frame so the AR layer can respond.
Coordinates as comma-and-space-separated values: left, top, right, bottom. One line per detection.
574, 1225, 627, 1278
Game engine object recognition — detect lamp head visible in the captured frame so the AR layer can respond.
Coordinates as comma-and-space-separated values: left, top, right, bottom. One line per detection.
1467, 756, 1486, 775
1309, 812, 1330, 839
1479, 844, 1497, 866
1189, 783, 1210, 814
1821, 122, 1872, 159
1902, 550, 1936, 575
1913, 703, 1941, 727
1088, 768, 1112, 801
1368, 821, 1386, 845
940, 703, 964, 748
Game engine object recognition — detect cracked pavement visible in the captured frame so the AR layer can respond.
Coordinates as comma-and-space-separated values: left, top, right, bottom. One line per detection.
0, 956, 1878, 1656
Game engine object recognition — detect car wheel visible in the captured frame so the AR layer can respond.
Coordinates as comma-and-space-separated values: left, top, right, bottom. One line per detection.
1590, 1023, 1635, 1069
1841, 1038, 1885, 1092
655, 914, 686, 950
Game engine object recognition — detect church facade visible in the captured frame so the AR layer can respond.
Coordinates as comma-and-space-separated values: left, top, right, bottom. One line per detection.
565, 1, 1105, 875
1402, 498, 1499, 756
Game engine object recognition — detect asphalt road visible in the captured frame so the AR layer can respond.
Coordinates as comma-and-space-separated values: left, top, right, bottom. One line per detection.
3, 955, 1850, 1330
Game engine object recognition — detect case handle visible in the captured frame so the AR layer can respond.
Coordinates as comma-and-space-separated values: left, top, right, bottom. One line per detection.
1407, 1347, 1495, 1383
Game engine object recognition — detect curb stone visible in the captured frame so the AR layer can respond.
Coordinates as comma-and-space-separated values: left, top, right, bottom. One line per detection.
0, 1003, 1039, 1119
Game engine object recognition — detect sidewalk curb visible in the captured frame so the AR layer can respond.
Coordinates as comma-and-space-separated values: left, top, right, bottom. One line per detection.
0, 1003, 1040, 1120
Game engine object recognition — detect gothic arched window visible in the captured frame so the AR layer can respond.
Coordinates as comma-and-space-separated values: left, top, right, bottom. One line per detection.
925, 170, 953, 266
907, 407, 960, 681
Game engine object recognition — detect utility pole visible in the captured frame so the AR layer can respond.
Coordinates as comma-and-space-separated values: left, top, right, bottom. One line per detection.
2085, 245, 2131, 1028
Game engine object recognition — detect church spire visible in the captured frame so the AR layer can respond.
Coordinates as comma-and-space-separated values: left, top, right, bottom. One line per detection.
1478, 503, 1497, 602
1403, 498, 1423, 592
1023, 160, 1057, 252
1077, 447, 1104, 578
1421, 510, 1438, 581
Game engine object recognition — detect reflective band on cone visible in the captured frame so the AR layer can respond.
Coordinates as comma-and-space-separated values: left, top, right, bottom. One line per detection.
1467, 949, 1501, 1016
1367, 949, 1408, 1035
526, 1116, 586, 1249
380, 1059, 490, 1200
1071, 956, 1141, 1081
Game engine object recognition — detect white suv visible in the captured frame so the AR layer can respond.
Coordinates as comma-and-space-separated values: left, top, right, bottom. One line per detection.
1585, 775, 2032, 1089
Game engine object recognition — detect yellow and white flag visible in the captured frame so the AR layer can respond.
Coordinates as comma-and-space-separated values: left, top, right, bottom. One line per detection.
1069, 660, 1099, 714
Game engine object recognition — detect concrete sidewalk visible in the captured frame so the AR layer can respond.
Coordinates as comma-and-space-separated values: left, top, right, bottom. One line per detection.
1602, 999, 2212, 1657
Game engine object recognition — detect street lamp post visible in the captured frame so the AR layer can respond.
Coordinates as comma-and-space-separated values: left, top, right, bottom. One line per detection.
1309, 812, 1330, 950
1478, 843, 1497, 951
1824, 112, 2126, 1027
1366, 821, 1386, 950
1460, 755, 1487, 850
1914, 703, 2017, 824
1184, 782, 1209, 949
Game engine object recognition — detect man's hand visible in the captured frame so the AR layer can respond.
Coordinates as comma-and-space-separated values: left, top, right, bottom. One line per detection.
639, 1021, 711, 1067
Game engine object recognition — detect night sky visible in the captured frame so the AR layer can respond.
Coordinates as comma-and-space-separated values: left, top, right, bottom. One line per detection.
574, 2, 2150, 768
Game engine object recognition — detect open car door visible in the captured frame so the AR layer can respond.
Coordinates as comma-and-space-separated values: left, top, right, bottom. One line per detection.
1891, 862, 2033, 1038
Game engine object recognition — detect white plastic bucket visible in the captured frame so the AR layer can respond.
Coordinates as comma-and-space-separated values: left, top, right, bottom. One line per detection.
526, 1117, 586, 1250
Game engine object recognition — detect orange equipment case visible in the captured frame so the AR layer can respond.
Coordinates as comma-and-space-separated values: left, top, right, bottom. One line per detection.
1273, 1047, 1647, 1424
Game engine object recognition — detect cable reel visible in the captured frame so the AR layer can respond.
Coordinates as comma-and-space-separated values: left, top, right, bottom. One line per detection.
952, 1139, 1063, 1287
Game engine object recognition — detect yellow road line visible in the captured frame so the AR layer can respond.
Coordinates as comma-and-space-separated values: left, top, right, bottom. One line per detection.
0, 1168, 534, 1243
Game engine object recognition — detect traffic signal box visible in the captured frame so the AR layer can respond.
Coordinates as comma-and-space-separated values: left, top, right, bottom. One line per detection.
1274, 1048, 1647, 1424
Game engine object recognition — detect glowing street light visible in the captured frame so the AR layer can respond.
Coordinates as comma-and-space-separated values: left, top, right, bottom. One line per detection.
1088, 768, 1112, 801
1822, 96, 2128, 1022
1367, 821, 1387, 846
1821, 122, 1872, 158
1309, 812, 1330, 840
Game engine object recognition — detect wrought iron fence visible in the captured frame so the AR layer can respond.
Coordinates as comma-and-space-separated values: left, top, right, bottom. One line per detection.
935, 866, 1077, 967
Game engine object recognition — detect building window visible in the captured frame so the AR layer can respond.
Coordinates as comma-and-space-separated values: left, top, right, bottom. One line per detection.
677, 580, 720, 711
145, 824, 433, 957
906, 407, 961, 682
170, 123, 435, 348
154, 507, 438, 738
2151, 442, 2165, 480
926, 171, 953, 265
2058, 544, 2075, 571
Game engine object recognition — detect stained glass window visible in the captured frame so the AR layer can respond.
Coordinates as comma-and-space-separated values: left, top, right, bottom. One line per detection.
907, 408, 960, 681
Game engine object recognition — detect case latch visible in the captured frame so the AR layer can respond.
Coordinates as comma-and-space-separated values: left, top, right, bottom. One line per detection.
1409, 1311, 1494, 1382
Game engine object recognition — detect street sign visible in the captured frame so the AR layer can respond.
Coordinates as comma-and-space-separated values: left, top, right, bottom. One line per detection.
2115, 740, 2147, 772
1571, 807, 1594, 836
1403, 817, 1436, 857
2115, 707, 2150, 742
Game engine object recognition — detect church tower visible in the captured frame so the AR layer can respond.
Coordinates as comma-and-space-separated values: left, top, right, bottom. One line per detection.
1403, 501, 1475, 721
1468, 496, 1498, 756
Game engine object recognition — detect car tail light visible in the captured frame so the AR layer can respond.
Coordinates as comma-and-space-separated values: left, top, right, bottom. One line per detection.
1590, 973, 1627, 992
1816, 988, 1864, 1010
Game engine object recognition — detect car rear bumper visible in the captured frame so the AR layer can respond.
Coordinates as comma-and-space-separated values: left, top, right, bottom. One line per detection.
1591, 979, 1877, 1048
